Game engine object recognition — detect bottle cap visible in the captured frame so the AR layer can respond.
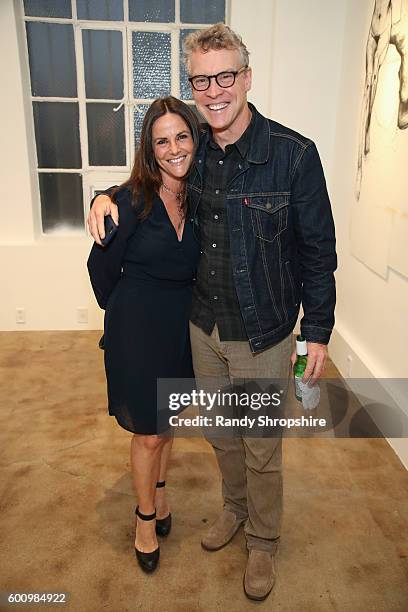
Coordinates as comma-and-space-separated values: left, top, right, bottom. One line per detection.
296, 335, 307, 356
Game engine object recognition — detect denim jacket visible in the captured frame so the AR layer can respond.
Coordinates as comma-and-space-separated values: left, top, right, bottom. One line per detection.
187, 103, 337, 353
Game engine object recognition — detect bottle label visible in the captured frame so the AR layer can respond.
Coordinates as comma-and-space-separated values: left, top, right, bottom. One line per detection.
294, 376, 320, 409
294, 375, 303, 401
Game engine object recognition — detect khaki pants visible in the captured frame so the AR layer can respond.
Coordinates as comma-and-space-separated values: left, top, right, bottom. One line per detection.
190, 322, 292, 552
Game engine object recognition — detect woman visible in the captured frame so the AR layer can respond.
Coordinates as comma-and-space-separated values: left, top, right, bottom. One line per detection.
87, 97, 200, 574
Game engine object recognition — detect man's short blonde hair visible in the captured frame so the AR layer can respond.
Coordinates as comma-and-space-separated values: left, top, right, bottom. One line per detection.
183, 23, 250, 74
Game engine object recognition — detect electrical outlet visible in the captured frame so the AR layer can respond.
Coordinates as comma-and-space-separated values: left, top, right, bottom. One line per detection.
16, 308, 26, 324
77, 308, 88, 324
346, 355, 353, 377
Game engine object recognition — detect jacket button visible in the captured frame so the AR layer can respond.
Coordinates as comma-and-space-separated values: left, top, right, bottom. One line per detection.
266, 203, 272, 210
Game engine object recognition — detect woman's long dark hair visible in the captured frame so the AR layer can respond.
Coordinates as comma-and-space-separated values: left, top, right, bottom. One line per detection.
112, 97, 200, 219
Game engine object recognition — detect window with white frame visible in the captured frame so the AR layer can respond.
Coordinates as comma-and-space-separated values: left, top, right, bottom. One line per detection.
21, 0, 227, 235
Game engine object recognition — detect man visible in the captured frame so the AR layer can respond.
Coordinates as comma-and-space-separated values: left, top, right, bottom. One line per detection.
88, 24, 336, 601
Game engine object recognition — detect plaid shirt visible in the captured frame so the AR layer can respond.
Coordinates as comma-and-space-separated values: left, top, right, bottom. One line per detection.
190, 116, 254, 341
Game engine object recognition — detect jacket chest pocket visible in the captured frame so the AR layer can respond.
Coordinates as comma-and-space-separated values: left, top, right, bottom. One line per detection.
247, 195, 289, 243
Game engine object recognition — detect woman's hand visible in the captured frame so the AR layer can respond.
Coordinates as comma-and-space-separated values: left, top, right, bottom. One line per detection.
87, 194, 119, 245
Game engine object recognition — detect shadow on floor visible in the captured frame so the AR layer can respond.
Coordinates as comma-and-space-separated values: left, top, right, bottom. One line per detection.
0, 331, 407, 611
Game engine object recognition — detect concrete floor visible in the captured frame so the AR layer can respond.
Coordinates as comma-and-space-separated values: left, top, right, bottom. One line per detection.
0, 331, 407, 612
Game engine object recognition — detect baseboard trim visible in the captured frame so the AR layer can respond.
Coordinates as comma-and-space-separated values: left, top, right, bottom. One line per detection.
330, 326, 408, 469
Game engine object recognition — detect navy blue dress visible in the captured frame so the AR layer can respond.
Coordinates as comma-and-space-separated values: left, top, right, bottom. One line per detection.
87, 187, 200, 434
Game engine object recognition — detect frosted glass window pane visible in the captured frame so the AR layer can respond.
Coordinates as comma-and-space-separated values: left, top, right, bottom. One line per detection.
180, 0, 225, 24
24, 0, 71, 18
33, 102, 81, 169
83, 30, 123, 99
87, 104, 126, 166
132, 32, 170, 98
26, 22, 77, 97
179, 29, 195, 100
39, 173, 84, 233
77, 0, 124, 20
128, 0, 174, 22
133, 105, 150, 145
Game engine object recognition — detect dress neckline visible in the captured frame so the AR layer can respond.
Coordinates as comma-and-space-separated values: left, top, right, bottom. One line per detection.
158, 195, 186, 243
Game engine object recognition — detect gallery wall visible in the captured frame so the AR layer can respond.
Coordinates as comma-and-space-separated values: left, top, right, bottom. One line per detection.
0, 0, 100, 329
328, 0, 408, 465
268, 0, 348, 181
0, 0, 279, 331
0, 0, 346, 331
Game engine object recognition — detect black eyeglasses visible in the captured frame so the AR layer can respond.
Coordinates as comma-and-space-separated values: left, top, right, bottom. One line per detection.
188, 66, 248, 92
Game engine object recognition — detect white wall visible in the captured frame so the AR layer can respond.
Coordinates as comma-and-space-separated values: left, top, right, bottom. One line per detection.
1, 0, 346, 332
1, 0, 37, 244
230, 0, 275, 117
1, 0, 277, 332
0, 0, 102, 330
268, 0, 348, 183
328, 0, 408, 466
330, 0, 408, 379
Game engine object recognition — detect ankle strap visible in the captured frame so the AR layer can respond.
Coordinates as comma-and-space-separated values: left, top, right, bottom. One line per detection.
135, 506, 156, 521
156, 481, 166, 488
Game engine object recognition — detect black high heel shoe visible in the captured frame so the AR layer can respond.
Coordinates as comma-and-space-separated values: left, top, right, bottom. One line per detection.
134, 506, 160, 573
155, 481, 172, 537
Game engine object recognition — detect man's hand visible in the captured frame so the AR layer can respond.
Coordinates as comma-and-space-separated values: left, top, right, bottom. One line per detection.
87, 194, 119, 245
290, 341, 328, 384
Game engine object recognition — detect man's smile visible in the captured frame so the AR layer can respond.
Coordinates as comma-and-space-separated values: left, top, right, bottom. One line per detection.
207, 102, 229, 112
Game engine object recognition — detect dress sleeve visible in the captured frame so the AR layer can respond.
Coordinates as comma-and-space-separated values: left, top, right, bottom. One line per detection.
87, 188, 138, 309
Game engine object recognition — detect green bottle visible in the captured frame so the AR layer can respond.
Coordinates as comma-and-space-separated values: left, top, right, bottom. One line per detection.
293, 335, 308, 401
293, 335, 321, 409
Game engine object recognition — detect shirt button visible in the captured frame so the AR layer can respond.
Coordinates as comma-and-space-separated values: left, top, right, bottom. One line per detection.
210, 270, 216, 276
214, 214, 219, 220
215, 189, 219, 194
212, 243, 217, 248
218, 160, 224, 165
213, 295, 218, 300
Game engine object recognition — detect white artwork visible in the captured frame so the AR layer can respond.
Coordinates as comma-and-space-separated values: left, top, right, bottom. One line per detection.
352, 0, 408, 279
